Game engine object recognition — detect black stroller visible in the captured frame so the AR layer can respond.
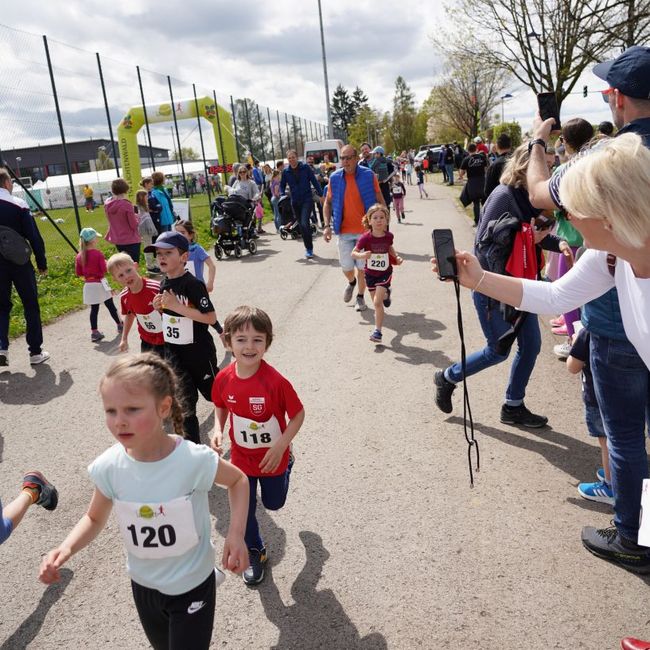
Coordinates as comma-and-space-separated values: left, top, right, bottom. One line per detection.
278, 195, 317, 241
210, 194, 258, 258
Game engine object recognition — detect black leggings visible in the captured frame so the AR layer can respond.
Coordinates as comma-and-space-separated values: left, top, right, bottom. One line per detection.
90, 298, 120, 330
132, 570, 216, 650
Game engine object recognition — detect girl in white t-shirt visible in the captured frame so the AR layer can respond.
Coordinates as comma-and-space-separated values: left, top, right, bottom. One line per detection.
39, 353, 249, 650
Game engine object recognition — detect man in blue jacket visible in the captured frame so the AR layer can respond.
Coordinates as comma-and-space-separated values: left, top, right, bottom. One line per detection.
280, 150, 323, 259
0, 168, 50, 366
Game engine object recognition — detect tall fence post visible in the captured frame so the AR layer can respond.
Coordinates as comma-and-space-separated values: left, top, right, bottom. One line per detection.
292, 115, 300, 155
96, 53, 120, 174
213, 90, 228, 187
276, 111, 284, 159
230, 96, 242, 161
243, 99, 254, 161
255, 103, 266, 163
42, 35, 81, 232
136, 66, 156, 172
285, 113, 291, 151
266, 107, 276, 162
167, 76, 188, 198
192, 83, 212, 205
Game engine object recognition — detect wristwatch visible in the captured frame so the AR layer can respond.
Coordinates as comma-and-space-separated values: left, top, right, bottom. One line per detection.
528, 138, 547, 153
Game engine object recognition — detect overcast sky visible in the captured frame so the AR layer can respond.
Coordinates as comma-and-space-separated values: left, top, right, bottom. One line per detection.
1, 0, 614, 154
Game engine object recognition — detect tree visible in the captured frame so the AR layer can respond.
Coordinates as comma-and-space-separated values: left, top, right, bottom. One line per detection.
351, 87, 369, 113
232, 99, 272, 161
435, 0, 649, 111
347, 106, 383, 150
425, 57, 508, 139
171, 147, 199, 161
390, 76, 419, 152
492, 122, 523, 148
330, 85, 356, 135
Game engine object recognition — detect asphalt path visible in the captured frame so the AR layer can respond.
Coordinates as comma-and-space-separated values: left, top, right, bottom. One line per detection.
1, 176, 647, 649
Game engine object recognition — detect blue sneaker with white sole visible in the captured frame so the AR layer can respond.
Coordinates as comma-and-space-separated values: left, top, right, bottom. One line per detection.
578, 480, 614, 505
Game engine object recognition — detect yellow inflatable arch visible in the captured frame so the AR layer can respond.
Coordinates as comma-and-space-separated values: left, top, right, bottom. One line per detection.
117, 97, 237, 200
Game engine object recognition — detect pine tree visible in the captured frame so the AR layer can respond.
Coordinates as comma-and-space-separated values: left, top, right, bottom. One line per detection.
390, 77, 418, 152
330, 85, 356, 135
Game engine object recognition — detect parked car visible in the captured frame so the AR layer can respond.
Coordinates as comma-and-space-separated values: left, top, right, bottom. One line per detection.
414, 146, 442, 171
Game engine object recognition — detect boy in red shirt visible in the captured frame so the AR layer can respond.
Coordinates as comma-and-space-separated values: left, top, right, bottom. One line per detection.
210, 306, 304, 586
106, 253, 164, 355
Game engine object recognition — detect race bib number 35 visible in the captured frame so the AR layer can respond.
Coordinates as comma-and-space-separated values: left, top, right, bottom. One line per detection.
162, 313, 193, 344
114, 495, 199, 560
368, 253, 389, 271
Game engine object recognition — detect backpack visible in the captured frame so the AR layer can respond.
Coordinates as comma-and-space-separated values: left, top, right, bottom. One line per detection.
0, 225, 32, 265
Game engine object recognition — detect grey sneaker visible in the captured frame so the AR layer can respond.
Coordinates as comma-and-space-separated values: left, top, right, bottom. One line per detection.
29, 351, 50, 365
91, 331, 105, 342
500, 403, 548, 428
582, 525, 650, 574
0, 350, 8, 367
434, 370, 456, 414
355, 296, 367, 312
553, 342, 571, 359
343, 281, 356, 303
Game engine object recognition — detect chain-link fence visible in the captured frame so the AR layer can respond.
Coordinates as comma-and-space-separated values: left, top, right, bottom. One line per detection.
0, 24, 328, 267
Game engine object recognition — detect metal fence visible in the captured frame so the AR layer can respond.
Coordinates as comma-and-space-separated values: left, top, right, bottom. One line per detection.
0, 23, 328, 264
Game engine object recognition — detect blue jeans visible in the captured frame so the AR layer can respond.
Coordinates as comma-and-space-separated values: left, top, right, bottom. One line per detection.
293, 201, 313, 252
445, 164, 454, 184
271, 195, 281, 231
245, 465, 292, 550
590, 333, 649, 541
446, 292, 541, 403
0, 261, 43, 355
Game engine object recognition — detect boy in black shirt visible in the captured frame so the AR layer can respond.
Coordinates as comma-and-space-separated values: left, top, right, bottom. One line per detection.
146, 231, 218, 444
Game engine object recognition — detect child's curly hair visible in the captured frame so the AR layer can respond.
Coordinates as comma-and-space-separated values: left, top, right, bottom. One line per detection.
361, 203, 390, 231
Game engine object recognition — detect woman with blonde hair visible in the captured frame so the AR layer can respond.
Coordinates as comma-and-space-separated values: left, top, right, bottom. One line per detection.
434, 132, 650, 573
433, 142, 572, 428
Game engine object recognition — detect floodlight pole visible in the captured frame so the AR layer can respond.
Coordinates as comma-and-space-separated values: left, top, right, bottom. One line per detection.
317, 0, 333, 139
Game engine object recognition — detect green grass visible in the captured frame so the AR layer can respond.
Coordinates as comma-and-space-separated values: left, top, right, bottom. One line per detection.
8, 192, 273, 339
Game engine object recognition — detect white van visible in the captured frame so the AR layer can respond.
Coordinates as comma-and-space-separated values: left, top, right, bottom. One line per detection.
303, 139, 345, 168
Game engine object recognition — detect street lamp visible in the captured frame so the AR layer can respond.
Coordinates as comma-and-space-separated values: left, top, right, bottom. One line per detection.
15, 156, 22, 177
317, 0, 333, 139
500, 94, 513, 123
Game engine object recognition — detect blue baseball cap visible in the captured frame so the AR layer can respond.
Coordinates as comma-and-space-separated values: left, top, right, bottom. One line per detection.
143, 231, 189, 253
593, 45, 650, 99
79, 227, 101, 242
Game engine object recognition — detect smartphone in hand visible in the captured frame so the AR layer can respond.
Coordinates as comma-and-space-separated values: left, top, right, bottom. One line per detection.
432, 229, 457, 280
537, 92, 561, 131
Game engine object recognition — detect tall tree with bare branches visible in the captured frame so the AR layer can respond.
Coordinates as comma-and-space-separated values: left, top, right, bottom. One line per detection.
434, 0, 650, 110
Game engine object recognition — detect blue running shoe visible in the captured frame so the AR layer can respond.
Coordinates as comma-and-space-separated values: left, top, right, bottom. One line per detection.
369, 329, 382, 343
596, 467, 606, 482
304, 249, 314, 259
578, 480, 614, 505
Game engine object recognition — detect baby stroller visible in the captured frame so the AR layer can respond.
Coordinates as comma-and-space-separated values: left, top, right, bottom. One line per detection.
210, 194, 258, 259
278, 195, 317, 241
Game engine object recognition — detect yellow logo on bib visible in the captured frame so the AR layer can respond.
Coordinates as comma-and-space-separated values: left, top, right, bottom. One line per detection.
249, 422, 260, 431
138, 505, 154, 519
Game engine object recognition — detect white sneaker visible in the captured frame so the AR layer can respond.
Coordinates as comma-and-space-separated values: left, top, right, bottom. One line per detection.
553, 342, 571, 359
29, 351, 51, 365
0, 350, 8, 367
355, 296, 367, 312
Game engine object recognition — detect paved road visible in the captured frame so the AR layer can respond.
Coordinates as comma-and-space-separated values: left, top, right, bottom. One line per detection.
1, 177, 647, 649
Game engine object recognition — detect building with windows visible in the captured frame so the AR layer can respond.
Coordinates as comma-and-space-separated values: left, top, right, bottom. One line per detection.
1, 139, 169, 181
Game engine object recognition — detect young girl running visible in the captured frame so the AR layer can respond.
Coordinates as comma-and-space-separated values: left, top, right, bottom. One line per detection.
351, 204, 403, 343
135, 190, 161, 273
39, 353, 249, 650
415, 164, 428, 199
75, 227, 123, 342
211, 306, 305, 586
391, 177, 406, 223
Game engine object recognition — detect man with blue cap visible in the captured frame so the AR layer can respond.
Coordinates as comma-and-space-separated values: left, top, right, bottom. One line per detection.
524, 46, 650, 577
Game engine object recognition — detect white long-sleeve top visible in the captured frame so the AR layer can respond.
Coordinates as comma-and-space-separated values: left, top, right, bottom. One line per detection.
519, 249, 650, 369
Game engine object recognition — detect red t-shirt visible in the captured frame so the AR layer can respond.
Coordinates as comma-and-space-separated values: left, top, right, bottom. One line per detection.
355, 230, 394, 276
75, 249, 107, 282
211, 360, 303, 477
119, 279, 164, 346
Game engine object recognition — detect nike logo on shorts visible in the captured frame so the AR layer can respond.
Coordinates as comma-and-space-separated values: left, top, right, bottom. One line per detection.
187, 601, 206, 614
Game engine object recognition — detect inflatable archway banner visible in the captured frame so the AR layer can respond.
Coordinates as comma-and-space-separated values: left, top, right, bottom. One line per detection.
117, 97, 237, 200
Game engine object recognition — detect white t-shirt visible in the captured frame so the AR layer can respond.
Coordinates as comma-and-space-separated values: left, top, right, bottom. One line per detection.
88, 438, 219, 595
519, 249, 650, 369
